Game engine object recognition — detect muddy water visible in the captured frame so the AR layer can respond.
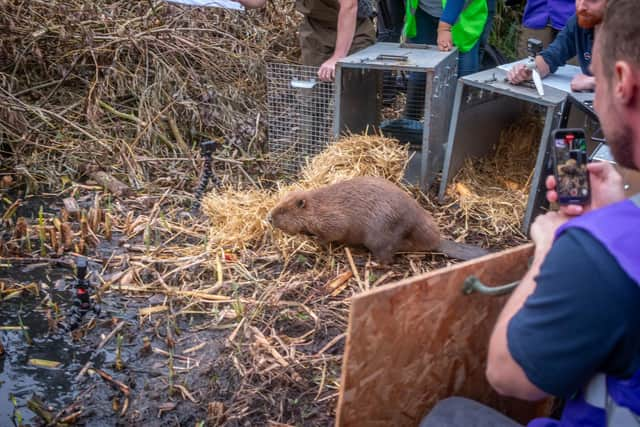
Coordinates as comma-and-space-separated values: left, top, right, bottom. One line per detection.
0, 194, 240, 425
0, 265, 88, 426
0, 261, 233, 426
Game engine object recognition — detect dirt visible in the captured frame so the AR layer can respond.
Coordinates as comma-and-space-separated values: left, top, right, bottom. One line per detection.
0, 175, 513, 427
0, 259, 239, 427
0, 189, 345, 427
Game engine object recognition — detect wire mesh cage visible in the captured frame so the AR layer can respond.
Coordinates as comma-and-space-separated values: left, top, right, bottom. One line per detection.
334, 42, 458, 189
266, 63, 335, 175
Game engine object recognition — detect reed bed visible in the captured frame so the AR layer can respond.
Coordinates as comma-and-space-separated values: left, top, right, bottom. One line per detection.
0, 0, 299, 192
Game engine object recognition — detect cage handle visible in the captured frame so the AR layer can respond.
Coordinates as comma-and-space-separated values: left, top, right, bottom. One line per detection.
373, 54, 409, 62
399, 42, 431, 50
290, 79, 318, 89
462, 276, 519, 296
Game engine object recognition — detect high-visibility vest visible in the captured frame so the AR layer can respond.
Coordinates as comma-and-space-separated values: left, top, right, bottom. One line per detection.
402, 0, 488, 53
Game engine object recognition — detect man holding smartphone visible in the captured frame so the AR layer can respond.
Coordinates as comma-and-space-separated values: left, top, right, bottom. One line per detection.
422, 0, 640, 424
484, 0, 640, 424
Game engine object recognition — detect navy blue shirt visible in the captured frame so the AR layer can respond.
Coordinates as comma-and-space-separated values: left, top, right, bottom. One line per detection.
507, 228, 640, 398
540, 14, 594, 76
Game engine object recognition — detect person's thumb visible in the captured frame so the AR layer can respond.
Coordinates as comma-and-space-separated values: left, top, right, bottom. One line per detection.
587, 161, 608, 177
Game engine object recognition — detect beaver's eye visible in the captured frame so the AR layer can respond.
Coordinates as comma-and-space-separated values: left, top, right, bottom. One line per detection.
296, 199, 305, 209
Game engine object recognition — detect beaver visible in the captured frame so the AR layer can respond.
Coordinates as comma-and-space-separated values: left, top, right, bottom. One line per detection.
268, 176, 489, 264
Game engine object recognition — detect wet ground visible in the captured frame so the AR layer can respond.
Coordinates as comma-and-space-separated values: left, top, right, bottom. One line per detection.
0, 265, 79, 426
0, 260, 235, 427
0, 189, 239, 426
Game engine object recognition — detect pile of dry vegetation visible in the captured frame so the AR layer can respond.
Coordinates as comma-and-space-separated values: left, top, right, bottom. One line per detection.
0, 0, 298, 192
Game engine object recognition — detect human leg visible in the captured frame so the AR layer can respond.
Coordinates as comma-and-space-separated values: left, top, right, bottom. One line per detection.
479, 0, 497, 64
377, 0, 405, 103
298, 17, 335, 67
377, 0, 404, 42
458, 40, 480, 77
351, 17, 377, 53
404, 8, 439, 119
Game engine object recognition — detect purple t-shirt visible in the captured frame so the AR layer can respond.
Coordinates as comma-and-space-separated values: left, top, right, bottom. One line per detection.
523, 0, 575, 30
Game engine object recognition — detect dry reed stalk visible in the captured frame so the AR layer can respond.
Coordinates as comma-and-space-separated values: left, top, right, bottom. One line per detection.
0, 0, 299, 190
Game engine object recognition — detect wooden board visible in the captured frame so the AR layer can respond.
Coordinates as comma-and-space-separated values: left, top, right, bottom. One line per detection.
336, 243, 549, 426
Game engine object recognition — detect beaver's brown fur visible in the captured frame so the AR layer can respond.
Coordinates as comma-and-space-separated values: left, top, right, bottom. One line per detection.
268, 176, 442, 264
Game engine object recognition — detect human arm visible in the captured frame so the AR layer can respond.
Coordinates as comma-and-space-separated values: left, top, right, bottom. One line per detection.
317, 0, 357, 81
488, 228, 638, 399
508, 15, 579, 84
235, 0, 266, 9
538, 14, 578, 73
487, 161, 626, 397
436, 0, 465, 51
486, 212, 566, 401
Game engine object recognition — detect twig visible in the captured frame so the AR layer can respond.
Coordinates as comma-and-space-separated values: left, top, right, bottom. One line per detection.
316, 333, 346, 356
344, 248, 362, 289
371, 271, 396, 288
75, 320, 126, 381
98, 100, 146, 126
94, 368, 131, 396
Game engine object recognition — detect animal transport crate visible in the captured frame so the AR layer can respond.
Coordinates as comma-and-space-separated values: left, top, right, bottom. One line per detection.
438, 67, 569, 232
333, 42, 458, 189
266, 63, 335, 175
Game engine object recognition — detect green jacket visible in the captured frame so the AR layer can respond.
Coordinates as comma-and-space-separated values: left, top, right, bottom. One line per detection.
403, 0, 488, 53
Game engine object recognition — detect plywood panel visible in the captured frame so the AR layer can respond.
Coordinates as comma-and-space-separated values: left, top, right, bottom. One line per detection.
336, 243, 549, 426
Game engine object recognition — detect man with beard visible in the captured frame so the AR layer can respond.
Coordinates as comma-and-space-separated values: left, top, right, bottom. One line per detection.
507, 0, 604, 92
420, 0, 640, 425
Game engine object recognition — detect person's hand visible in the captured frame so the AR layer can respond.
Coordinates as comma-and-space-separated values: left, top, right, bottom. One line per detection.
546, 161, 625, 216
437, 28, 453, 51
507, 63, 532, 84
318, 57, 339, 82
437, 21, 453, 51
530, 211, 570, 256
570, 74, 596, 92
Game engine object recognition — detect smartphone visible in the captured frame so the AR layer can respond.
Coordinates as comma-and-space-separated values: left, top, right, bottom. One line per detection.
552, 128, 590, 205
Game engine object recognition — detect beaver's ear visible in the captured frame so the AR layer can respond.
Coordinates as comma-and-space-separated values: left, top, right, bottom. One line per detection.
296, 198, 306, 209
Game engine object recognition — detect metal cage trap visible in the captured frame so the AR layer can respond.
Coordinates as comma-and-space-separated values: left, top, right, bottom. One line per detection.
266, 43, 458, 186
266, 63, 335, 175
438, 67, 568, 232
334, 42, 458, 189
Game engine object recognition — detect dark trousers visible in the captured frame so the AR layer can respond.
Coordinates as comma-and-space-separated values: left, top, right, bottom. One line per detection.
479, 0, 497, 63
377, 0, 404, 42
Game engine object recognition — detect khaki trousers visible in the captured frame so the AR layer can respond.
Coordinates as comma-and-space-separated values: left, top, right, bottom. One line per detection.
299, 16, 376, 66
